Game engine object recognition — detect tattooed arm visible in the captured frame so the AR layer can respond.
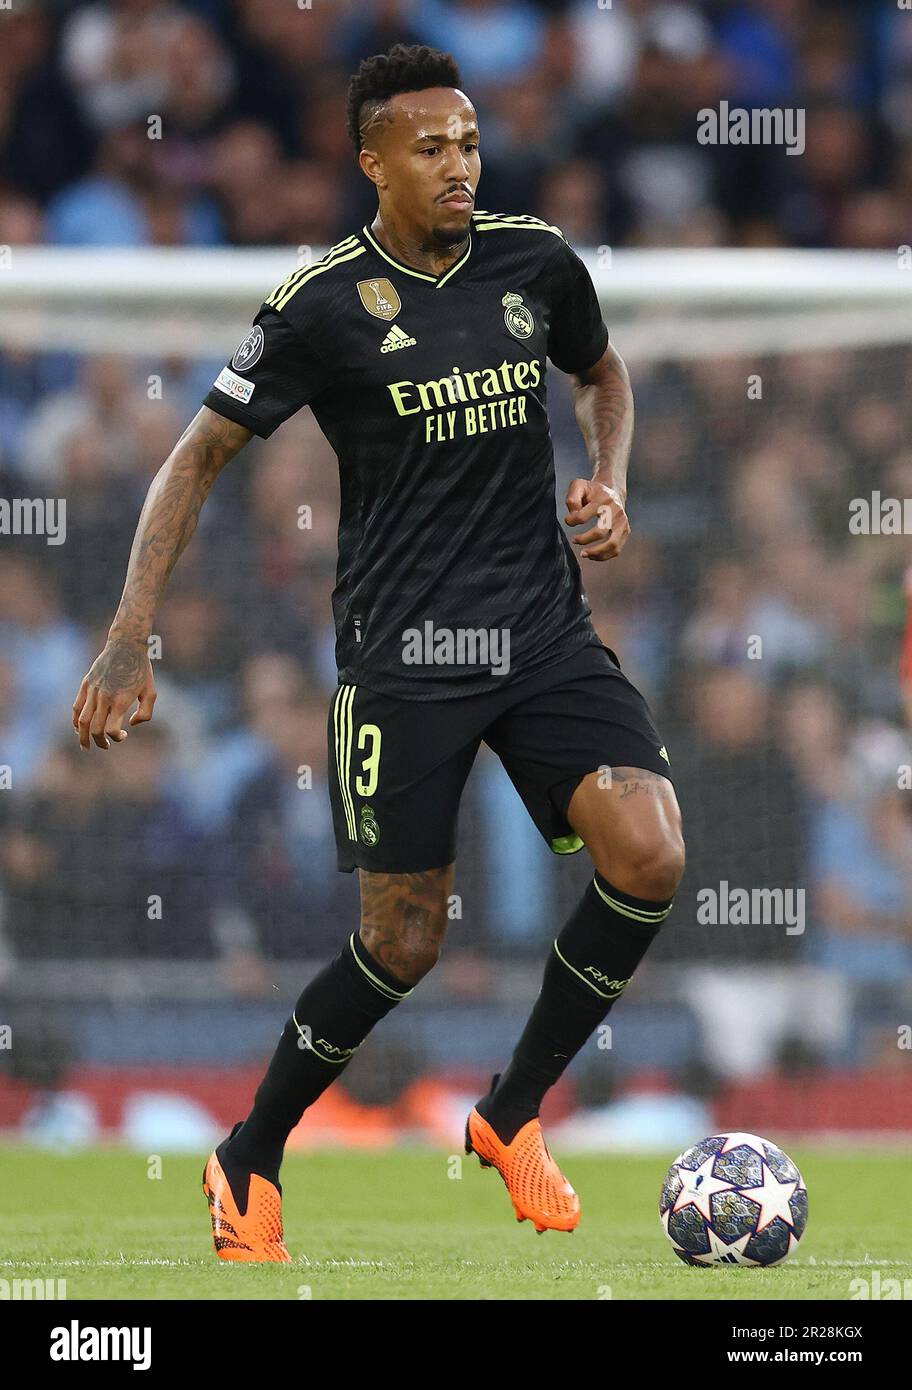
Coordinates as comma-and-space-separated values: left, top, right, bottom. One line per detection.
72, 407, 253, 749
563, 342, 634, 561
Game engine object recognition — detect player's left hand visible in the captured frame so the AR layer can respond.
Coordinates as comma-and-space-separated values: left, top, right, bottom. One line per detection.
564, 479, 630, 560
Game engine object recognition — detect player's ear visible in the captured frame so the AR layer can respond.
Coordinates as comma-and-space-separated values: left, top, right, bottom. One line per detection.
359, 147, 385, 190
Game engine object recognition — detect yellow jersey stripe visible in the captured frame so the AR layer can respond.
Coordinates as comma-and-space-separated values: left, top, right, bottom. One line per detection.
362, 224, 436, 282
435, 234, 472, 288
272, 244, 366, 313
473, 218, 565, 240
362, 224, 472, 287
332, 686, 346, 836
333, 684, 357, 840
342, 683, 357, 840
472, 211, 559, 227
266, 235, 360, 306
265, 241, 364, 312
266, 236, 360, 307
344, 684, 357, 839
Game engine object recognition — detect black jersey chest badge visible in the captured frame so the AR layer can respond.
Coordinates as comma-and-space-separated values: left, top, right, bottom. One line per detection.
503, 292, 535, 340
357, 278, 401, 321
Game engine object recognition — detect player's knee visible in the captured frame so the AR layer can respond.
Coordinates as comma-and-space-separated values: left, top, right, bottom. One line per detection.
396, 930, 444, 984
600, 829, 685, 903
369, 928, 439, 984
358, 865, 453, 985
357, 909, 447, 986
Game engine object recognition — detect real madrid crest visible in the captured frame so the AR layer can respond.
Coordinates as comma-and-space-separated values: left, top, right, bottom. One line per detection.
357, 278, 402, 321
503, 292, 534, 340
359, 804, 381, 846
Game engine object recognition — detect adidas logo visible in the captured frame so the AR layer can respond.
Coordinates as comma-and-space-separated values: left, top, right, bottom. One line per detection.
380, 323, 417, 353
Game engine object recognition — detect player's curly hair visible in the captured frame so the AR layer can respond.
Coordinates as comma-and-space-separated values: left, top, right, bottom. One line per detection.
347, 44, 463, 154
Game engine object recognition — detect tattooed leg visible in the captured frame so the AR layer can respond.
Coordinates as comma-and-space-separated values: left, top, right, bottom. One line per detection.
567, 767, 685, 901
359, 864, 455, 985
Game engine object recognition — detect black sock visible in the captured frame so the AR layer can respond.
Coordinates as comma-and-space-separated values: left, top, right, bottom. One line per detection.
478, 872, 673, 1143
222, 933, 413, 1196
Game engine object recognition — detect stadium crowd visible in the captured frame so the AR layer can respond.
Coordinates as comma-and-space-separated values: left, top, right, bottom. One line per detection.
1, 0, 911, 251
1, 0, 911, 1090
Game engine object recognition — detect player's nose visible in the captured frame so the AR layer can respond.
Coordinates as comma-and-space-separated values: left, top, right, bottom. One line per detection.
442, 148, 472, 184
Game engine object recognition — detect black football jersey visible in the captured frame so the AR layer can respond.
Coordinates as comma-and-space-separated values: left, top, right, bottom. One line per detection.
203, 211, 610, 699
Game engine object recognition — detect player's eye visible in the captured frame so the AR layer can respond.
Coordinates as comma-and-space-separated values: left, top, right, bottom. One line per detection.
464, 143, 479, 153
420, 146, 440, 157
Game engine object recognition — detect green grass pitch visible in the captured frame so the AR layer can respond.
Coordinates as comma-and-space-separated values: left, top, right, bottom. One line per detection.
2, 1144, 909, 1300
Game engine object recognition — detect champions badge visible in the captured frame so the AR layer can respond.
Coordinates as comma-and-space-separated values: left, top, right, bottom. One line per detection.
231, 324, 265, 372
503, 292, 535, 340
357, 278, 402, 321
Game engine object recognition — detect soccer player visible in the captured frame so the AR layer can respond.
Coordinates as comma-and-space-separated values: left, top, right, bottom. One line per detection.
72, 44, 685, 1259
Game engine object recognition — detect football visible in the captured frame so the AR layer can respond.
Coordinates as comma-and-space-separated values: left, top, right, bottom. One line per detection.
659, 1132, 808, 1267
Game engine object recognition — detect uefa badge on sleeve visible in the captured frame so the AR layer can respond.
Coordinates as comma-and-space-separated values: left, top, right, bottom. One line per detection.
232, 324, 265, 372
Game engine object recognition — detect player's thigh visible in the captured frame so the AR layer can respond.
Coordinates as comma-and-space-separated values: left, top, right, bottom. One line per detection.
485, 652, 682, 887
357, 863, 456, 981
566, 766, 684, 892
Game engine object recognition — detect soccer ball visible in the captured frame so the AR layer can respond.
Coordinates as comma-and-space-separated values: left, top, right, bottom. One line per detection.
659, 1131, 808, 1267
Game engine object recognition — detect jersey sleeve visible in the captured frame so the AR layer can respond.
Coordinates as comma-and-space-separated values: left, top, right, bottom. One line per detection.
202, 304, 333, 438
546, 238, 609, 376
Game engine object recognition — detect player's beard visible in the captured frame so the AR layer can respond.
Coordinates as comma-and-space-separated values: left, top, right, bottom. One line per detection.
431, 221, 471, 249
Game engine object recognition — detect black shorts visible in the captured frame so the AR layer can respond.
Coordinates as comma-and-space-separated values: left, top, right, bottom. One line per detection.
327, 642, 672, 874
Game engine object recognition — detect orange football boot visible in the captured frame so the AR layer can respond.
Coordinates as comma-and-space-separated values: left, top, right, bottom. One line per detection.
202, 1125, 291, 1263
465, 1086, 581, 1235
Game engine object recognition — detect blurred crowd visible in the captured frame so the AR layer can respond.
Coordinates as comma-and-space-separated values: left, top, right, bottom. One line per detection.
1, 0, 912, 250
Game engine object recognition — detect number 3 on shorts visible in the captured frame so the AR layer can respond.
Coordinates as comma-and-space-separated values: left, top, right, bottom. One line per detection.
355, 723, 381, 797
333, 687, 382, 837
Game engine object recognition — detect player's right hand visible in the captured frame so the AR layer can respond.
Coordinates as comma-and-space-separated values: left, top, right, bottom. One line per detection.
72, 637, 157, 750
